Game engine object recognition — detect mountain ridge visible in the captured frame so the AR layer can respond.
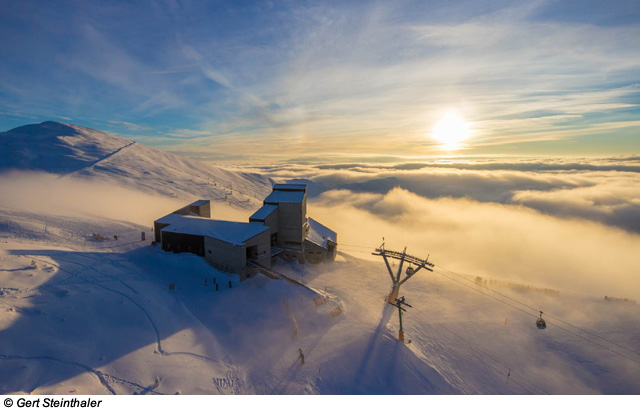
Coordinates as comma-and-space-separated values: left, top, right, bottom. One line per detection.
0, 121, 273, 208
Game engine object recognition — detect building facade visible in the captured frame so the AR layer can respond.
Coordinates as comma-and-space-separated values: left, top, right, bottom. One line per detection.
153, 183, 337, 280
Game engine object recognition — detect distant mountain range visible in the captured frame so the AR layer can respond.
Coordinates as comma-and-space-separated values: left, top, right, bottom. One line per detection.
0, 121, 273, 207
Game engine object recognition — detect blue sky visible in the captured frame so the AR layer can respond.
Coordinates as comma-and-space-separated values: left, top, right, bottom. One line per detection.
1, 0, 639, 160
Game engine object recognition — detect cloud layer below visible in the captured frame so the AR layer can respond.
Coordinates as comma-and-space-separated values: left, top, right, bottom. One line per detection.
243, 157, 640, 299
0, 171, 248, 227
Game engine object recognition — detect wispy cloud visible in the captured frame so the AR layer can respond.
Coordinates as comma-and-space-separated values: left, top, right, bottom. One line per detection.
0, 111, 38, 120
1, 1, 638, 157
166, 128, 214, 138
162, 1, 640, 157
108, 120, 151, 131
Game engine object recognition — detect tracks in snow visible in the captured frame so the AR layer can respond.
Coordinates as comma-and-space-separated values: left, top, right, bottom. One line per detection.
0, 353, 161, 395
2, 249, 239, 393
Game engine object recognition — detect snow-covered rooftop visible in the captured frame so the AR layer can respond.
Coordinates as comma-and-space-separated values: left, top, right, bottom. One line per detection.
306, 217, 337, 248
154, 212, 191, 225
249, 204, 278, 221
160, 216, 270, 246
273, 183, 306, 192
264, 190, 305, 204
189, 199, 209, 206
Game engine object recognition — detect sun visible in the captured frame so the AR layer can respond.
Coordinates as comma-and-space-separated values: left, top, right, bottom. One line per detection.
431, 111, 471, 150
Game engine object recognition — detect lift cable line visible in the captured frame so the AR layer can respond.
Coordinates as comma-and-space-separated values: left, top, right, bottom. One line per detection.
430, 321, 548, 394
369, 246, 544, 392
339, 243, 380, 249
431, 267, 640, 367
434, 264, 640, 359
337, 246, 377, 253
363, 243, 639, 390
372, 243, 434, 303
432, 267, 640, 366
365, 243, 639, 368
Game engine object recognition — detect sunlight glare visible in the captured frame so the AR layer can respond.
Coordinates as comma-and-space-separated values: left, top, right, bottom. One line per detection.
432, 111, 471, 150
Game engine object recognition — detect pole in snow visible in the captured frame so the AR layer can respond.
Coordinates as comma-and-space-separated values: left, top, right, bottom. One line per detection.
392, 296, 412, 342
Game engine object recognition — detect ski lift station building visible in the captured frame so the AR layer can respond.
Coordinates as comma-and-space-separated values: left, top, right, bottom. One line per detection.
153, 184, 337, 280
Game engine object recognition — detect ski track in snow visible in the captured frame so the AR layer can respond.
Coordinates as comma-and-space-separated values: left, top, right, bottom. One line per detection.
60, 141, 136, 179
25, 254, 233, 368
0, 252, 237, 393
0, 354, 161, 395
0, 222, 242, 394
32, 256, 166, 355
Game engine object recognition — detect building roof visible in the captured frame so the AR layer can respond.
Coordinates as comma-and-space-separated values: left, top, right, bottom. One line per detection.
273, 183, 306, 192
160, 216, 270, 246
264, 190, 305, 204
155, 212, 191, 225
249, 204, 278, 221
189, 199, 209, 206
306, 217, 337, 248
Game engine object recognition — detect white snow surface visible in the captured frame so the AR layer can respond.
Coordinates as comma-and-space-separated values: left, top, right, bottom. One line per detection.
2, 206, 639, 394
249, 204, 278, 221
307, 218, 337, 248
161, 217, 270, 246
0, 121, 274, 209
264, 190, 305, 204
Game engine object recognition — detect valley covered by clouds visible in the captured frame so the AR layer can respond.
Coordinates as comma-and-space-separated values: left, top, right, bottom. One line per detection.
238, 156, 640, 300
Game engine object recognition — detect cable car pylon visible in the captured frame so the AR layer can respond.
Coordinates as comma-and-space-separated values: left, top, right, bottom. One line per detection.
392, 296, 412, 342
372, 241, 434, 303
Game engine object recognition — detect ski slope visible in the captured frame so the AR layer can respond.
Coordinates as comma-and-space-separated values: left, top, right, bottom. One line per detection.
1, 205, 639, 394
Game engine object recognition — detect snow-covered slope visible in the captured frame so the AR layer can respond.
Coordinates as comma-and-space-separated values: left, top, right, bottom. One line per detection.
0, 121, 273, 208
1, 206, 639, 394
0, 122, 132, 174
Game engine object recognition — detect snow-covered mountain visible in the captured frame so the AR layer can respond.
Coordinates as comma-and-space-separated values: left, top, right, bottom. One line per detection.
0, 121, 273, 207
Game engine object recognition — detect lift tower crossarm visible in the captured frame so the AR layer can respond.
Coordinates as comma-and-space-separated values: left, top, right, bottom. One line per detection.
372, 247, 434, 303
372, 248, 435, 267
